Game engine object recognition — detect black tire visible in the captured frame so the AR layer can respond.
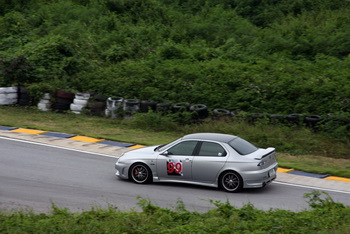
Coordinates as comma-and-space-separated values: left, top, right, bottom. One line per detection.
52, 102, 70, 110
213, 108, 231, 116
18, 98, 31, 106
172, 102, 190, 112
19, 93, 30, 99
87, 101, 106, 110
18, 87, 29, 94
304, 115, 323, 124
124, 99, 140, 112
219, 171, 243, 193
140, 100, 157, 113
268, 114, 284, 123
129, 163, 152, 184
157, 103, 171, 112
55, 90, 75, 99
55, 97, 74, 105
190, 104, 208, 119
93, 94, 107, 102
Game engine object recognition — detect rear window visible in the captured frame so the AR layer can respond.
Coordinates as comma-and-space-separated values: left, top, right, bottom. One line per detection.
229, 137, 258, 155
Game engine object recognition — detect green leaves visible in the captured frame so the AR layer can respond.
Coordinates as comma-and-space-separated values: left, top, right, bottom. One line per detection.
1, 195, 349, 233
1, 0, 350, 116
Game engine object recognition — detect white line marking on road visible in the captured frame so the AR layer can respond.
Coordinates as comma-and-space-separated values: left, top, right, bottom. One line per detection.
273, 181, 350, 194
0, 136, 117, 158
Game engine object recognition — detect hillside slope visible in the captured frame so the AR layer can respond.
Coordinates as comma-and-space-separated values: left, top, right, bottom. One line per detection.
1, 0, 350, 114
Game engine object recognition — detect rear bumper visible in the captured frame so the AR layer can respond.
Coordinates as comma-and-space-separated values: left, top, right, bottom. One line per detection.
242, 163, 278, 188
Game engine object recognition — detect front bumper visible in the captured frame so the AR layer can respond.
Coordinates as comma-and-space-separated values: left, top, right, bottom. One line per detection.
115, 162, 129, 180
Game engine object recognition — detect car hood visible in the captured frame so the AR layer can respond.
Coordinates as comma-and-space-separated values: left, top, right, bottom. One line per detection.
123, 145, 159, 157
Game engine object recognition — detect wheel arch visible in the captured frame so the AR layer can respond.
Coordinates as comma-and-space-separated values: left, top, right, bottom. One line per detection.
218, 169, 244, 192
128, 162, 153, 183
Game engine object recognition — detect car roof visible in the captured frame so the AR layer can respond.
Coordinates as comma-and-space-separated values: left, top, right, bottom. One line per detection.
182, 133, 237, 143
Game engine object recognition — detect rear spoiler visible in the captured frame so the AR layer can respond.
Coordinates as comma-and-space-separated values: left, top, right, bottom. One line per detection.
254, 148, 275, 160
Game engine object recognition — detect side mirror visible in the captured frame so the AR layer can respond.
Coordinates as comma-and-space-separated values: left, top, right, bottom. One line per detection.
218, 152, 223, 156
161, 151, 169, 156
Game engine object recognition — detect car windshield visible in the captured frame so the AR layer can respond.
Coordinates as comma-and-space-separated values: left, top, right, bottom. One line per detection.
155, 138, 181, 152
229, 137, 258, 155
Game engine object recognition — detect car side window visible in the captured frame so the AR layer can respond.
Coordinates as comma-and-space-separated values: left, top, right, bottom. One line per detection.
198, 142, 227, 156
167, 141, 198, 156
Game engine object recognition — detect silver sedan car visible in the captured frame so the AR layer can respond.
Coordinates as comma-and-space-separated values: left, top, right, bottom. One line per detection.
115, 133, 278, 192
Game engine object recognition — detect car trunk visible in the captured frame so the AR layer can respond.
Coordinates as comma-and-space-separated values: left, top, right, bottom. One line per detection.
246, 147, 277, 169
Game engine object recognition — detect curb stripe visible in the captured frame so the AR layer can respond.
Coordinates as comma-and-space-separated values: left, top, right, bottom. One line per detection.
324, 176, 350, 183
11, 128, 48, 134
128, 144, 145, 149
69, 136, 104, 143
277, 168, 294, 173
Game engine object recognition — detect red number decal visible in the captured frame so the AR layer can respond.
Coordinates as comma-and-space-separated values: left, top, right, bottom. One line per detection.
175, 162, 182, 174
167, 162, 174, 173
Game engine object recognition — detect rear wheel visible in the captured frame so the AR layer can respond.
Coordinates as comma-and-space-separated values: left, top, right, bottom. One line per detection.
219, 171, 243, 192
130, 163, 152, 184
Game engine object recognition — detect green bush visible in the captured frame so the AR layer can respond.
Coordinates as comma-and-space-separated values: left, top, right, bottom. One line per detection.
1, 0, 350, 116
1, 192, 349, 233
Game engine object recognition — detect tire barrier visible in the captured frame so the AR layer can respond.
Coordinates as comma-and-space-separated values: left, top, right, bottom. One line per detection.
6, 86, 349, 132
18, 87, 31, 106
37, 93, 51, 111
0, 87, 18, 105
85, 94, 107, 116
304, 115, 323, 129
190, 104, 209, 119
70, 93, 90, 114
268, 114, 284, 124
156, 103, 171, 113
212, 108, 231, 120
52, 91, 74, 112
140, 100, 157, 113
123, 99, 140, 115
286, 114, 303, 124
213, 108, 231, 116
105, 97, 124, 118
172, 102, 190, 112
55, 90, 75, 99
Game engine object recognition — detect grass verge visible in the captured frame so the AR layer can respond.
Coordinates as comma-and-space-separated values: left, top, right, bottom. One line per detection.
0, 192, 349, 233
0, 106, 349, 178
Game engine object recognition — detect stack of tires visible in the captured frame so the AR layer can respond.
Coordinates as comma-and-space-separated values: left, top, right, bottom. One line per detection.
52, 91, 74, 112
37, 93, 51, 111
140, 100, 157, 113
17, 87, 31, 106
123, 99, 140, 116
85, 94, 107, 116
0, 87, 18, 105
105, 97, 124, 118
70, 93, 90, 114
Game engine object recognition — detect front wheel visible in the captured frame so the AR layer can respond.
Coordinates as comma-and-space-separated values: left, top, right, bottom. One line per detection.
219, 171, 243, 192
130, 163, 152, 184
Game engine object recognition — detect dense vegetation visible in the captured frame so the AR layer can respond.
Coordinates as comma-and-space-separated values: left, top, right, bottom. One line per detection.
1, 0, 350, 116
1, 192, 349, 233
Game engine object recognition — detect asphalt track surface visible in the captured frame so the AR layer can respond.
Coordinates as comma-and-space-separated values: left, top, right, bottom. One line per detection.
1, 136, 350, 213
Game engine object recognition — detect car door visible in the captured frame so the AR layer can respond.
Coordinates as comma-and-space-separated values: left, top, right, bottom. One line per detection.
156, 141, 198, 181
191, 141, 229, 183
